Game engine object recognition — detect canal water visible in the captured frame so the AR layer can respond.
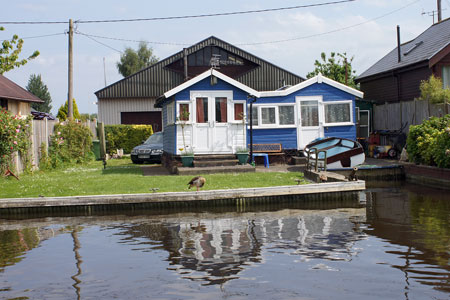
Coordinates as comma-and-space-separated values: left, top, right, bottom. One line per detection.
0, 183, 448, 300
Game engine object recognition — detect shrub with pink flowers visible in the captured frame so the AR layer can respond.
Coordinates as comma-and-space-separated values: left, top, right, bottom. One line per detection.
0, 108, 32, 173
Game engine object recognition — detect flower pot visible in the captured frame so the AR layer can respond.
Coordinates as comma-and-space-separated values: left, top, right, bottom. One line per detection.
181, 155, 194, 167
236, 153, 249, 165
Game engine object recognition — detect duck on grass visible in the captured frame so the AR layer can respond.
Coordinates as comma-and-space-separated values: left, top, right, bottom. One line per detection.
188, 176, 206, 191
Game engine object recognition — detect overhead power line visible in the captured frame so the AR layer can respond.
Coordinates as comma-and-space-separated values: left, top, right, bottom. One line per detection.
76, 0, 356, 23
0, 20, 67, 25
75, 31, 190, 46
0, 0, 355, 25
77, 31, 122, 53
75, 0, 420, 48
238, 0, 421, 45
1, 32, 65, 42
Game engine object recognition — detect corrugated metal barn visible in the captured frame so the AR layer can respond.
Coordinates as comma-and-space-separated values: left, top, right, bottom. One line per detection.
95, 36, 304, 130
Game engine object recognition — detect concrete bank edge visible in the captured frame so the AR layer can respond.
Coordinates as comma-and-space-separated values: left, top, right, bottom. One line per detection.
0, 181, 366, 209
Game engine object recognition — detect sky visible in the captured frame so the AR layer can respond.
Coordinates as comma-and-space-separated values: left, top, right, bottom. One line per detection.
1, 0, 448, 115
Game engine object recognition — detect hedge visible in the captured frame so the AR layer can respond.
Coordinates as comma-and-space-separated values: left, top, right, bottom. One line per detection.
40, 121, 94, 169
104, 125, 153, 154
407, 115, 450, 168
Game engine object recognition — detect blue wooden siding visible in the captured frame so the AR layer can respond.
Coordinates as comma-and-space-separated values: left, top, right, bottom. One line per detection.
250, 83, 357, 145
163, 125, 176, 154
295, 82, 354, 100
248, 128, 297, 150
163, 78, 358, 154
167, 77, 252, 154
251, 96, 295, 104
295, 83, 357, 140
175, 77, 249, 100
254, 83, 355, 104
162, 99, 177, 154
325, 125, 356, 140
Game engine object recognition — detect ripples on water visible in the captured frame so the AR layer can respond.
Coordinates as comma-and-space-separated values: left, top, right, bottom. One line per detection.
0, 183, 448, 299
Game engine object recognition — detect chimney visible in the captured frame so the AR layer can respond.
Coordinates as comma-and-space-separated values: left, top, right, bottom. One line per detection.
397, 25, 401, 63
183, 48, 188, 81
437, 0, 442, 22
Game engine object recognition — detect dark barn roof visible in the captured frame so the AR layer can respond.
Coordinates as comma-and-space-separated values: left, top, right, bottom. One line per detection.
31, 109, 56, 120
0, 74, 43, 103
357, 18, 450, 80
95, 36, 304, 99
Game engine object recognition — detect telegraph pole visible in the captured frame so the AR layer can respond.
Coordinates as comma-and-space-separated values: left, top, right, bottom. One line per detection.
437, 0, 442, 22
103, 57, 107, 86
68, 19, 74, 120
344, 57, 348, 85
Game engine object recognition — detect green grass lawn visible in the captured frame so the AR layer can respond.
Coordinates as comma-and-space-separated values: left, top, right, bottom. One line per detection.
0, 159, 307, 199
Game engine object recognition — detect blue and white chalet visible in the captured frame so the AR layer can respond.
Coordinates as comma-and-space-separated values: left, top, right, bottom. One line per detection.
155, 69, 363, 156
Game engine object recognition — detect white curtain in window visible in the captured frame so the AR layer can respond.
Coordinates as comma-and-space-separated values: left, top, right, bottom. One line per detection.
279, 106, 295, 125
251, 106, 258, 126
443, 66, 450, 89
261, 107, 276, 124
167, 103, 174, 124
325, 103, 350, 123
301, 101, 319, 127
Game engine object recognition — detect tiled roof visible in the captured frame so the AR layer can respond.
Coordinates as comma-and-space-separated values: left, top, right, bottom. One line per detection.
357, 18, 450, 80
0, 74, 43, 102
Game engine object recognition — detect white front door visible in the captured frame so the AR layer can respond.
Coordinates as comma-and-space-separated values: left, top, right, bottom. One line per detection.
297, 97, 324, 150
192, 92, 232, 154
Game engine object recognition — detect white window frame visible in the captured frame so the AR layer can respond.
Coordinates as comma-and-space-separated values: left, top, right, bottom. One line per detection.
260, 106, 277, 126
323, 100, 354, 127
230, 100, 247, 124
176, 100, 192, 124
250, 104, 297, 128
166, 102, 175, 125
278, 104, 296, 126
358, 109, 370, 138
190, 90, 233, 124
299, 99, 321, 128
443, 66, 450, 89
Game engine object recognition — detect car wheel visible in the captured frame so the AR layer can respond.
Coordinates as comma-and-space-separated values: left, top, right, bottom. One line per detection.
388, 148, 397, 159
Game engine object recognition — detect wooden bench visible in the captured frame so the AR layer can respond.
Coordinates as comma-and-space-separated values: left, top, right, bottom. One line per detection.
248, 143, 285, 167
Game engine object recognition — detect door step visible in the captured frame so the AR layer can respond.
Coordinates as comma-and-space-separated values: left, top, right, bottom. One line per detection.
194, 159, 238, 167
193, 154, 236, 161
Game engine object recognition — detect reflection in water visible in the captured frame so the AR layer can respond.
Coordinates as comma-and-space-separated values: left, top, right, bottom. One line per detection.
108, 209, 366, 285
71, 228, 83, 300
365, 184, 450, 294
0, 227, 64, 273
0, 187, 448, 299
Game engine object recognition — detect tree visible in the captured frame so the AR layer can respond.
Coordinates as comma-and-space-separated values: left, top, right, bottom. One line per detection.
57, 99, 81, 121
419, 75, 450, 104
80, 113, 97, 121
307, 52, 358, 89
0, 27, 39, 74
26, 74, 52, 113
116, 42, 158, 77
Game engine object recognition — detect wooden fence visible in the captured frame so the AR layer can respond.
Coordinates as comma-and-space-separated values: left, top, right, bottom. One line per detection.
31, 119, 59, 169
373, 100, 450, 133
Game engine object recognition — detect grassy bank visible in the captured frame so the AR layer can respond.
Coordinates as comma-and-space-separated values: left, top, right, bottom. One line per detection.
0, 159, 307, 199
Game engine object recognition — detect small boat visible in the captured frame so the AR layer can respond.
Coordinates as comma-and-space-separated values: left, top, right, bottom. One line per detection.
304, 137, 365, 170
